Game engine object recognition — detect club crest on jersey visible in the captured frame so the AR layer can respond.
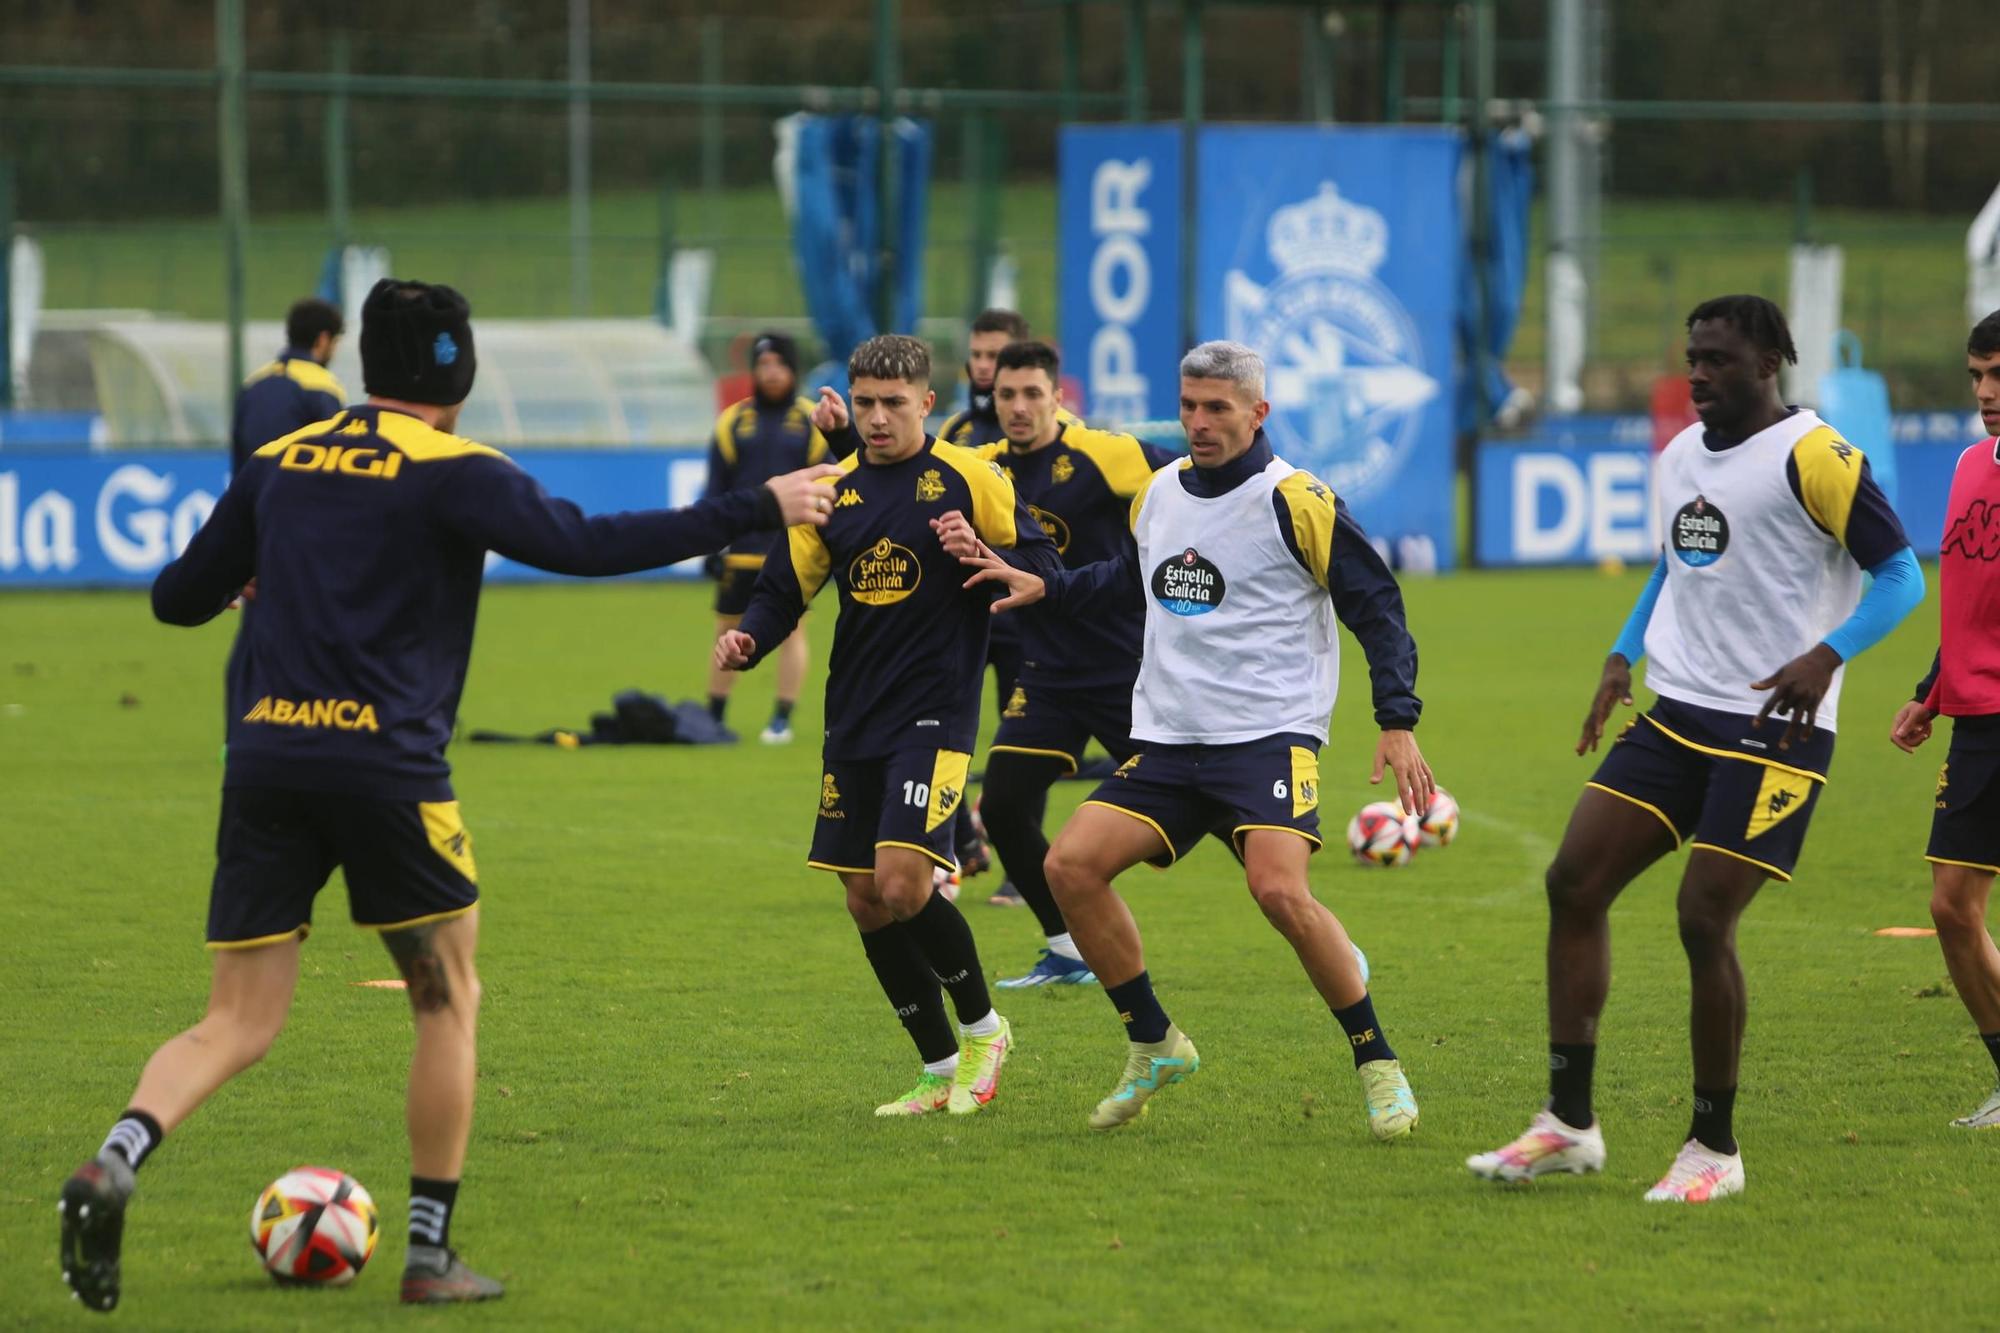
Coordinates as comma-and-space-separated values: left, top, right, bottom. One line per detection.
1224, 182, 1439, 503
849, 537, 922, 605
1030, 505, 1071, 553
915, 469, 947, 502
1671, 494, 1729, 567
819, 773, 845, 818
1052, 454, 1075, 484
1150, 547, 1227, 616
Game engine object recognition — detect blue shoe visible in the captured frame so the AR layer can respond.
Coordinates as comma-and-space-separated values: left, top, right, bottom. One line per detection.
996, 948, 1097, 988
759, 717, 793, 745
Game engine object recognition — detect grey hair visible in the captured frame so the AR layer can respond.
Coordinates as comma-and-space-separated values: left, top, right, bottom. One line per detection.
848, 333, 932, 385
1179, 340, 1265, 400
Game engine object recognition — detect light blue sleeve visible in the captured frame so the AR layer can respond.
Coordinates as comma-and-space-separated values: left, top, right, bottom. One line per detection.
1822, 546, 1925, 663
1609, 555, 1668, 665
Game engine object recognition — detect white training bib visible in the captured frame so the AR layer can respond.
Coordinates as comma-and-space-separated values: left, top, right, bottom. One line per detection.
1130, 458, 1339, 745
1645, 409, 1862, 731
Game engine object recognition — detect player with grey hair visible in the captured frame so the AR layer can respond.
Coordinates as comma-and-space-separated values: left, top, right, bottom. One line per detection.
937, 339, 1436, 1140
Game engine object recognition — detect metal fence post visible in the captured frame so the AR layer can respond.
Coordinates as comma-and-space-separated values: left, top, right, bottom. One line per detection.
568, 0, 592, 316
217, 0, 248, 405
0, 159, 13, 410
325, 31, 351, 250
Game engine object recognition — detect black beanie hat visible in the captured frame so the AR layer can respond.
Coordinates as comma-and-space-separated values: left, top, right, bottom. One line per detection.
749, 330, 799, 378
360, 278, 477, 406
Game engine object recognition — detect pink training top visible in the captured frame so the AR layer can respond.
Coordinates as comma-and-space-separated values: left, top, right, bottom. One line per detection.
1927, 437, 2000, 716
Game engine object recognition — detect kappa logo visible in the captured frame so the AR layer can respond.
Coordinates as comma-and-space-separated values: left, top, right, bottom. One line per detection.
1942, 499, 2000, 561
1052, 454, 1075, 484
1224, 182, 1439, 501
1767, 788, 1798, 817
834, 489, 865, 508
1114, 753, 1142, 778
915, 469, 947, 502
819, 773, 845, 819
1827, 437, 1855, 467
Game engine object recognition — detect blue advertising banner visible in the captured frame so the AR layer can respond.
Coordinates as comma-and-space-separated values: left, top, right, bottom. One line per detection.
1195, 125, 1463, 566
0, 449, 711, 588
1058, 124, 1183, 425
1473, 411, 1984, 566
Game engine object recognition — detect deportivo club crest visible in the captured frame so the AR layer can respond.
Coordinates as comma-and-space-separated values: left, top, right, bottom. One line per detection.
1224, 182, 1439, 501
915, 469, 947, 502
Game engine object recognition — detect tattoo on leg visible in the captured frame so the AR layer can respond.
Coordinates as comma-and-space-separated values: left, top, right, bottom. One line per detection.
383, 924, 451, 1013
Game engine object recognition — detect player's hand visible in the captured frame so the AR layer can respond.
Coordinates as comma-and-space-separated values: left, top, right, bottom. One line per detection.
1577, 653, 1634, 756
1371, 729, 1434, 818
1750, 642, 1841, 750
957, 542, 1046, 612
1889, 699, 1937, 753
226, 577, 257, 611
810, 386, 849, 433
714, 629, 757, 672
930, 510, 979, 558
765, 463, 847, 527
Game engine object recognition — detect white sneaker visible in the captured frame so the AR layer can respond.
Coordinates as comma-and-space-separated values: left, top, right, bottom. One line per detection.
1466, 1108, 1605, 1181
1643, 1138, 1744, 1203
759, 719, 794, 745
1951, 1084, 2000, 1129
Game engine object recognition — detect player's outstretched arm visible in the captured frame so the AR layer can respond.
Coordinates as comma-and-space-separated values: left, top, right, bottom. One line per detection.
152, 481, 256, 626
734, 520, 834, 666
1578, 554, 1665, 754
437, 459, 842, 577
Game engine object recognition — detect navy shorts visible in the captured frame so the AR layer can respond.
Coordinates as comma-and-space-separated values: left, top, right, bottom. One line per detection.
989, 680, 1139, 774
1928, 725, 2000, 875
809, 747, 971, 874
715, 560, 763, 616
1083, 732, 1323, 867
1587, 697, 1833, 881
207, 786, 479, 949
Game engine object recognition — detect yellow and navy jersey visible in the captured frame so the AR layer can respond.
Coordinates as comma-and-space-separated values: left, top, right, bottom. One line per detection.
154, 405, 779, 801
973, 422, 1178, 689
1776, 421, 1906, 567
704, 394, 831, 562
1048, 432, 1421, 730
737, 436, 1064, 759
231, 348, 345, 471
937, 391, 1080, 449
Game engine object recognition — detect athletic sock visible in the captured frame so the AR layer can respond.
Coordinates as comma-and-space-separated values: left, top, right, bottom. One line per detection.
99, 1109, 163, 1171
1548, 1042, 1597, 1130
980, 754, 1070, 936
408, 1177, 458, 1251
1047, 931, 1083, 962
1689, 1085, 1738, 1156
1331, 993, 1395, 1066
772, 699, 794, 723
1104, 971, 1171, 1044
961, 1009, 1002, 1039
858, 923, 957, 1064
706, 694, 728, 723
923, 1053, 960, 1079
902, 889, 994, 1025
1981, 1031, 2000, 1082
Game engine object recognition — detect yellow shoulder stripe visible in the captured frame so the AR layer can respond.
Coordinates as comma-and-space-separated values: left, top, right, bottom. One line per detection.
282, 359, 344, 399
1275, 470, 1340, 588
971, 441, 1007, 464
251, 411, 350, 458
1791, 424, 1864, 545
372, 410, 511, 463
1063, 426, 1159, 499
1128, 466, 1169, 534
785, 522, 833, 604
713, 400, 752, 466
931, 442, 1020, 549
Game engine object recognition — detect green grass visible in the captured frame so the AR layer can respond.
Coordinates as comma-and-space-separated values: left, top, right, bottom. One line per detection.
0, 570, 1987, 1330
29, 183, 1969, 400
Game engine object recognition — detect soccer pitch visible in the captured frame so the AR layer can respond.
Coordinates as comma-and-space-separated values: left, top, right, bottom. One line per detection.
1, 569, 1989, 1329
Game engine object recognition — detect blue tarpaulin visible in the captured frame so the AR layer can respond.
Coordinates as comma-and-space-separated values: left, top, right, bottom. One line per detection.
788, 116, 931, 363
